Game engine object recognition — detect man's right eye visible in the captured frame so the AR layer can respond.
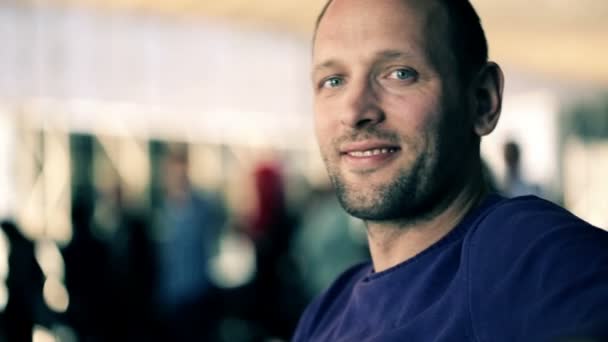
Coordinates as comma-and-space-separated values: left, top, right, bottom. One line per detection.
322, 76, 344, 88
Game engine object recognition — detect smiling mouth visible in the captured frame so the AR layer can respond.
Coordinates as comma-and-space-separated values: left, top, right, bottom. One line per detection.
345, 147, 400, 157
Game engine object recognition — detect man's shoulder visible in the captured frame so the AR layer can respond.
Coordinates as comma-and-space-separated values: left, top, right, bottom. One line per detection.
293, 261, 371, 341
466, 194, 608, 272
466, 195, 608, 341
482, 195, 576, 221
469, 195, 603, 244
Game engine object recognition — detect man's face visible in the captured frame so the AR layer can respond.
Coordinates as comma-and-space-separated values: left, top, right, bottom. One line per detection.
312, 0, 475, 221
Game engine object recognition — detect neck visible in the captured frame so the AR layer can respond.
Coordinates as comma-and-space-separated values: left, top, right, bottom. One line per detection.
365, 174, 487, 273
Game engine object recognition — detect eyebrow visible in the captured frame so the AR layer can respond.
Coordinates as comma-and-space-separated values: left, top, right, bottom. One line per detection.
375, 49, 416, 61
312, 59, 341, 75
313, 49, 416, 75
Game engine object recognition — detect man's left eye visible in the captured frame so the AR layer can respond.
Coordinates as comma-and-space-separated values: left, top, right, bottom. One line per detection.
389, 68, 417, 80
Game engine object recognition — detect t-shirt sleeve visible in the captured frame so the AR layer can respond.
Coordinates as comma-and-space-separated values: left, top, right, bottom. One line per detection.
467, 197, 608, 342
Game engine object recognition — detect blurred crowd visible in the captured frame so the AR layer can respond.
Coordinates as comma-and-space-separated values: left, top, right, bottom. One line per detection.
0, 135, 544, 342
0, 136, 371, 342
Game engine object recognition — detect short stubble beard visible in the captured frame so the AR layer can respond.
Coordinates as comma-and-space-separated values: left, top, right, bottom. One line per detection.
323, 136, 449, 224
322, 108, 471, 225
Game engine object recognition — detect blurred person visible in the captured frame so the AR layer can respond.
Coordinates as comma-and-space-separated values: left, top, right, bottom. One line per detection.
293, 0, 608, 341
0, 220, 46, 342
92, 182, 155, 339
63, 189, 114, 341
65, 174, 154, 340
153, 144, 225, 341
245, 158, 299, 339
502, 139, 542, 197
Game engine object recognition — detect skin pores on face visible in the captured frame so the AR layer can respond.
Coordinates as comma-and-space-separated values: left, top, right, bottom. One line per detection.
312, 0, 475, 222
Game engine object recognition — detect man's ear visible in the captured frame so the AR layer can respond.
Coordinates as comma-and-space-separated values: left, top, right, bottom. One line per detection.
472, 62, 504, 137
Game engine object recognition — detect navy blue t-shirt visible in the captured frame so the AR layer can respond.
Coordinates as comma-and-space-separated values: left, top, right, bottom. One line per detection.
292, 195, 608, 341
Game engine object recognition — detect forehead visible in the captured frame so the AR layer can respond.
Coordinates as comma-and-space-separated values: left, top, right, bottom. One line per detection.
314, 0, 448, 65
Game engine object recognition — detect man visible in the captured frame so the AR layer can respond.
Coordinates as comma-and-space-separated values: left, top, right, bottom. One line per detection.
293, 0, 608, 341
154, 146, 224, 340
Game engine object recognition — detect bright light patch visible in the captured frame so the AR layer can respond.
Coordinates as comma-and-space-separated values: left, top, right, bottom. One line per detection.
482, 90, 559, 197
32, 325, 56, 342
0, 283, 9, 312
43, 277, 70, 313
43, 129, 72, 246
0, 230, 9, 312
34, 240, 65, 280
209, 232, 256, 289
0, 230, 9, 280
564, 139, 608, 230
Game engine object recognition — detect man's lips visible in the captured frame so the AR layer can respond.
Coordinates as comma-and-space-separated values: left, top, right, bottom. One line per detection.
339, 141, 401, 172
340, 141, 401, 157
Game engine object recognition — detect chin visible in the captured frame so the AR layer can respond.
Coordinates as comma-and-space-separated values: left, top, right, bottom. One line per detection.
334, 184, 407, 221
333, 174, 442, 223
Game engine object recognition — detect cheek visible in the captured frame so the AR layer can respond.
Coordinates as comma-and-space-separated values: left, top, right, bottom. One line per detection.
385, 93, 442, 137
314, 109, 333, 152
314, 100, 339, 142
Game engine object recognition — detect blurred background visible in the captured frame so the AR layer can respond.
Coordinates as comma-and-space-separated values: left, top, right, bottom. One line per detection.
0, 0, 606, 341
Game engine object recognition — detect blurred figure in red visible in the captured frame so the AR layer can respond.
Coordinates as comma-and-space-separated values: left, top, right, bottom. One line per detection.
250, 159, 287, 241
247, 157, 299, 339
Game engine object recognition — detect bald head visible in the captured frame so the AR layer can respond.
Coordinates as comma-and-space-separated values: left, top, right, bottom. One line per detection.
313, 0, 488, 82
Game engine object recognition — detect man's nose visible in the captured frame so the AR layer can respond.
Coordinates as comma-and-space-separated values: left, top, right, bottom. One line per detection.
340, 79, 385, 129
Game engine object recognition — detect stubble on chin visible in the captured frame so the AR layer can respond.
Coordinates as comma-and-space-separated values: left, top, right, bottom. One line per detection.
325, 151, 432, 222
